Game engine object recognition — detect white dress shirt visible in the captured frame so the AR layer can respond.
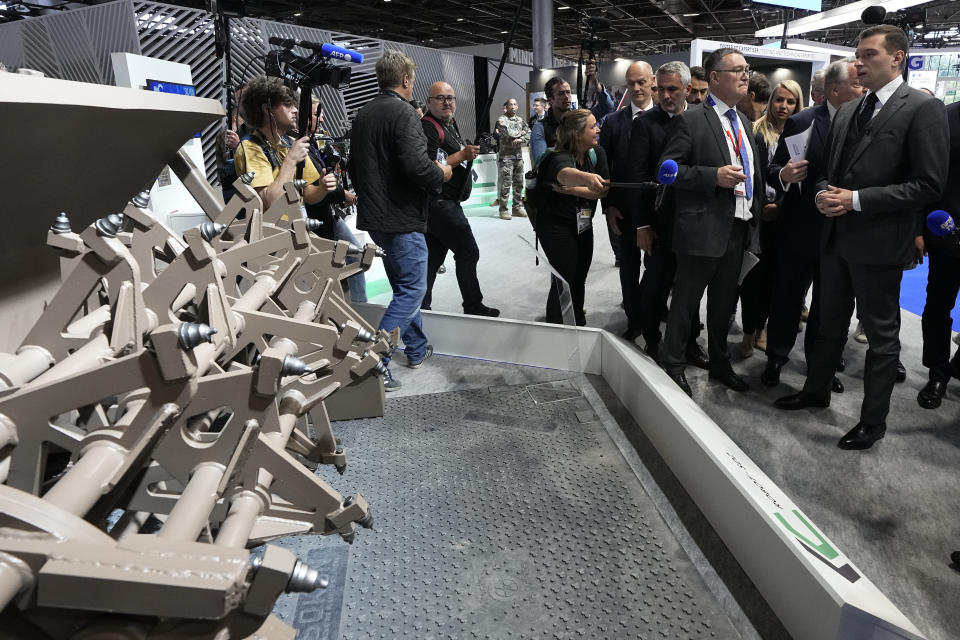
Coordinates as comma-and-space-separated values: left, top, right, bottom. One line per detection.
850, 75, 903, 211
630, 99, 654, 119
708, 94, 754, 221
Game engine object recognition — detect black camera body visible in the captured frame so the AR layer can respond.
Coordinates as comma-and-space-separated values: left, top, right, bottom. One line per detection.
477, 132, 498, 155
265, 49, 351, 90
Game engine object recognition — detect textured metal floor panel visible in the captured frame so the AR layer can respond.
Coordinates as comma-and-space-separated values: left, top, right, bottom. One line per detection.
284, 378, 741, 639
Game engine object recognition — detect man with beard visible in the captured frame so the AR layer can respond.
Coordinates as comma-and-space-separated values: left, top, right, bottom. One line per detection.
530, 77, 572, 162
421, 81, 500, 318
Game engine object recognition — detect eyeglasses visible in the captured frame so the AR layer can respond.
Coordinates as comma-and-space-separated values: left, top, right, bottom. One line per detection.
429, 95, 456, 103
715, 66, 750, 76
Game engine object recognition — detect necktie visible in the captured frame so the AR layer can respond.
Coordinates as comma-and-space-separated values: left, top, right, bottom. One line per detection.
856, 92, 879, 134
725, 108, 752, 200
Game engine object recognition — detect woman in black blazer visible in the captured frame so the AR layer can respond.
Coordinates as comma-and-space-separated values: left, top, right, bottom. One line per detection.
739, 80, 803, 357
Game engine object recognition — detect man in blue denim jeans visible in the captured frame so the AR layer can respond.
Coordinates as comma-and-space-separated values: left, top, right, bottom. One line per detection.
351, 50, 452, 390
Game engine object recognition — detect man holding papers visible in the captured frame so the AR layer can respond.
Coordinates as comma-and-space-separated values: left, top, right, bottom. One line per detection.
761, 57, 864, 387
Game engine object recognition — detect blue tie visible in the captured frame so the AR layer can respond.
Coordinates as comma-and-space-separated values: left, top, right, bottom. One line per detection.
725, 108, 752, 200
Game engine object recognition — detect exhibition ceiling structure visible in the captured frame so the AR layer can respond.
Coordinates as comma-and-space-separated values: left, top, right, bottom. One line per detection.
4, 0, 960, 56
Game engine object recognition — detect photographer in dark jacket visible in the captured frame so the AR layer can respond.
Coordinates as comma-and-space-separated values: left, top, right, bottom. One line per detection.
420, 81, 500, 317
351, 50, 452, 389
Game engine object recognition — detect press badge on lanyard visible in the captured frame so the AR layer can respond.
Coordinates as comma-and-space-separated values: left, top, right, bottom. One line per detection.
706, 94, 748, 198
577, 206, 592, 234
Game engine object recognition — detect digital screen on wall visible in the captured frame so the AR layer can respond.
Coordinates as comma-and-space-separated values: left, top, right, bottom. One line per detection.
146, 79, 197, 96
751, 0, 822, 11
146, 79, 201, 137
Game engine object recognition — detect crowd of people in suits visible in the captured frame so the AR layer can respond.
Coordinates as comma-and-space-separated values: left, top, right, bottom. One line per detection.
529, 24, 954, 453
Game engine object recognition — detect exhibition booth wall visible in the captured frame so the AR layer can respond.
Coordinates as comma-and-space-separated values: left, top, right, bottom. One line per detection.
0, 0, 478, 185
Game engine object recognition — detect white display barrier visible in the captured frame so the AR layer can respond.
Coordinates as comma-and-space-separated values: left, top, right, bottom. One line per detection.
111, 52, 213, 231
351, 305, 925, 640
690, 37, 831, 72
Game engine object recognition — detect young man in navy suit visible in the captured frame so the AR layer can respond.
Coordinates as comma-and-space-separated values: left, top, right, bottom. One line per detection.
775, 25, 948, 450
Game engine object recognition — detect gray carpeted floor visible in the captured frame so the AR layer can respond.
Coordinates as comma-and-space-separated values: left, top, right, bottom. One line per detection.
395, 212, 960, 640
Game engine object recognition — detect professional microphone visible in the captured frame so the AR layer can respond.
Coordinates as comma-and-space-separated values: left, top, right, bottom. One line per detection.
654, 159, 678, 210
320, 43, 364, 64
926, 210, 960, 247
657, 159, 678, 185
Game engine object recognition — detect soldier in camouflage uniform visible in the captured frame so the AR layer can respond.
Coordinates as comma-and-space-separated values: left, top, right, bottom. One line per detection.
495, 98, 530, 220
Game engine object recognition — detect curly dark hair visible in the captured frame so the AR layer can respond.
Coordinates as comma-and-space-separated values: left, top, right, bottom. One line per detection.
239, 75, 297, 129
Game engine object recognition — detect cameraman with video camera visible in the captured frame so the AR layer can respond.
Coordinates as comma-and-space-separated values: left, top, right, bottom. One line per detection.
234, 75, 337, 210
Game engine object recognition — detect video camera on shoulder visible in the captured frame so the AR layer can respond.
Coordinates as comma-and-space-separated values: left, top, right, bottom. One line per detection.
265, 37, 363, 90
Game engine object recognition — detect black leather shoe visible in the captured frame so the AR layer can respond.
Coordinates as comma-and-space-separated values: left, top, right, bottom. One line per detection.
775, 391, 830, 410
644, 340, 660, 361
621, 327, 640, 342
685, 343, 710, 370
667, 368, 692, 396
465, 305, 500, 317
761, 361, 782, 387
951, 550, 960, 569
917, 380, 947, 409
831, 376, 844, 393
896, 360, 906, 383
837, 422, 886, 450
836, 357, 846, 373
950, 349, 960, 380
709, 367, 749, 392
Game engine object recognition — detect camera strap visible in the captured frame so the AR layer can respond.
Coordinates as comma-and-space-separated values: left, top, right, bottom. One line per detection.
422, 114, 445, 146
244, 131, 293, 172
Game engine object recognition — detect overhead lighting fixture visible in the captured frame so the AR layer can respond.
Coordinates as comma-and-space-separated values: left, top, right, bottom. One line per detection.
683, 12, 700, 17
558, 5, 571, 10
755, 0, 934, 38
293, 12, 301, 16
500, 30, 508, 33
457, 17, 463, 21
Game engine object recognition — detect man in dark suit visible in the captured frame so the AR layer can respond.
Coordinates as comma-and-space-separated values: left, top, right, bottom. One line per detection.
775, 25, 948, 449
627, 61, 708, 368
762, 57, 865, 387
658, 47, 765, 396
598, 61, 655, 339
918, 100, 960, 409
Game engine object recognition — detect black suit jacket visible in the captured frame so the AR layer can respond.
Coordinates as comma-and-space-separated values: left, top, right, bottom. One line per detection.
768, 103, 831, 249
924, 101, 960, 252
598, 105, 635, 215
815, 82, 948, 265
659, 100, 764, 258
626, 104, 674, 234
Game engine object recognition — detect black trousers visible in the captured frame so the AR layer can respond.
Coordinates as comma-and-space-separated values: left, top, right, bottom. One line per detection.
636, 240, 701, 350
606, 221, 622, 263
766, 235, 821, 366
921, 245, 960, 383
803, 249, 903, 426
539, 226, 594, 326
662, 220, 747, 372
422, 198, 484, 312
739, 221, 777, 335
620, 223, 643, 332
